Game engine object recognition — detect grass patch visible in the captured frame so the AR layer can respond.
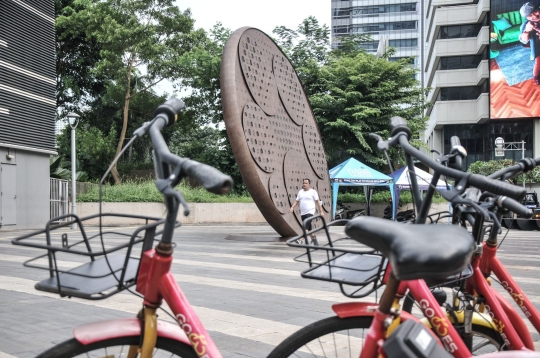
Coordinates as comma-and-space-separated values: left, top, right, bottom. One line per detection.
78, 180, 254, 203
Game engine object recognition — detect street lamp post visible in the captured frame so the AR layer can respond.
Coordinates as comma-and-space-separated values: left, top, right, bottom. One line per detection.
67, 112, 80, 229
494, 137, 526, 188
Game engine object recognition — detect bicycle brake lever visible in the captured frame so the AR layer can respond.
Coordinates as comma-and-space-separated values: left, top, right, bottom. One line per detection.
487, 211, 502, 234
133, 121, 152, 138
443, 192, 490, 221
156, 178, 190, 216
369, 133, 401, 151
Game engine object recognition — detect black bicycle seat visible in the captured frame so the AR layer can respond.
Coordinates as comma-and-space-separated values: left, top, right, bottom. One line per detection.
345, 217, 475, 281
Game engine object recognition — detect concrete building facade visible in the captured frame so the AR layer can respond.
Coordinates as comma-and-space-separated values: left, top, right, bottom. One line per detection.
0, 0, 56, 229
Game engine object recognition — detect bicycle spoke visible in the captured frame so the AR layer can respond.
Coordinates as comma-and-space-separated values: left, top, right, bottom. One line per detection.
349, 329, 352, 358
317, 337, 327, 357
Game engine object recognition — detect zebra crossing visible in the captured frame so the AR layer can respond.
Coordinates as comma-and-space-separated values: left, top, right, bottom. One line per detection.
0, 225, 540, 357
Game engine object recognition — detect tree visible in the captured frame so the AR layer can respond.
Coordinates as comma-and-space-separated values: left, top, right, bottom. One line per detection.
272, 17, 330, 97
55, 0, 106, 116
57, 0, 207, 183
176, 23, 232, 127
311, 52, 429, 169
169, 126, 243, 191
56, 125, 117, 180
273, 18, 429, 171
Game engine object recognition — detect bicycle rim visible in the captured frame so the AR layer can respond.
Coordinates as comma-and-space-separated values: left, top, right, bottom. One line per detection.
470, 324, 505, 355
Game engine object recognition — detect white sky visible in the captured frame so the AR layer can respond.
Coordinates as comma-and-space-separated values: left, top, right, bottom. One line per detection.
155, 1, 331, 95
177, 0, 331, 35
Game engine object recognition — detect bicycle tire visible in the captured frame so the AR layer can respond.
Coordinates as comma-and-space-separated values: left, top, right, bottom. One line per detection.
36, 336, 198, 358
267, 316, 373, 358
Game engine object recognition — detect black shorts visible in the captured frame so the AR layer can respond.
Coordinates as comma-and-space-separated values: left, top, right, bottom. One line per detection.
301, 213, 314, 231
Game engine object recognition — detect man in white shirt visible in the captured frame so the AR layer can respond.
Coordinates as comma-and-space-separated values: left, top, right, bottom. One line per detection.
289, 178, 324, 244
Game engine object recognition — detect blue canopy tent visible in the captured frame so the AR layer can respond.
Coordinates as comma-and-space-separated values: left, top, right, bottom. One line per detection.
391, 166, 451, 217
329, 158, 396, 220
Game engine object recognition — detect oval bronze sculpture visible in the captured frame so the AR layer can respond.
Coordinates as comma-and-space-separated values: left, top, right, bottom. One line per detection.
221, 27, 331, 237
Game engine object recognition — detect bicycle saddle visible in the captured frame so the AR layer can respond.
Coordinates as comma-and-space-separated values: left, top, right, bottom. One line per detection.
345, 217, 475, 281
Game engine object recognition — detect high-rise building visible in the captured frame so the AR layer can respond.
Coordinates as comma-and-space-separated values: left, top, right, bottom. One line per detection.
0, 0, 56, 229
331, 0, 422, 78
424, 0, 538, 168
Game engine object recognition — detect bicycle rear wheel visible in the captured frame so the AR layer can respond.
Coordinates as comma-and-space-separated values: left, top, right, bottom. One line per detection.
267, 316, 372, 358
36, 336, 197, 358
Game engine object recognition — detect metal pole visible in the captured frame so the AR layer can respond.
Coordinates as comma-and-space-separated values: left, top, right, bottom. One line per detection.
71, 127, 76, 229
523, 140, 526, 189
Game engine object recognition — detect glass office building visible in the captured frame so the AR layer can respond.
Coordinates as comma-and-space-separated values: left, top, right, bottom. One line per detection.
331, 1, 421, 78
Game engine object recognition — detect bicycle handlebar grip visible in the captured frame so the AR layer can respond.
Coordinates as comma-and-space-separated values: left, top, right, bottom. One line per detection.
450, 136, 466, 170
389, 116, 412, 139
468, 174, 526, 201
520, 158, 537, 172
182, 160, 234, 195
450, 136, 461, 147
154, 98, 185, 126
498, 196, 532, 218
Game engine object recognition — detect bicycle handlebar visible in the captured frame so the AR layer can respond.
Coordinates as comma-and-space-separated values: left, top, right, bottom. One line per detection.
138, 99, 234, 244
154, 98, 185, 126
147, 104, 233, 194
497, 196, 533, 218
389, 118, 526, 202
181, 159, 233, 194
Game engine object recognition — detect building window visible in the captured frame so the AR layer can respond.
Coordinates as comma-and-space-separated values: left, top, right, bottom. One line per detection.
333, 25, 349, 34
443, 122, 533, 169
357, 41, 379, 51
333, 8, 351, 17
353, 21, 417, 34
354, 39, 418, 51
439, 85, 486, 101
390, 56, 417, 65
389, 38, 418, 48
439, 55, 482, 70
439, 24, 482, 39
351, 3, 417, 16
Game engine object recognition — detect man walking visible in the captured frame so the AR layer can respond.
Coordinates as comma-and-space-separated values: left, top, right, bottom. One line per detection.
289, 178, 324, 245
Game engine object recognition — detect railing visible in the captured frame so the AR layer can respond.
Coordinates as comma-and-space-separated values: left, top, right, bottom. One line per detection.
50, 178, 69, 222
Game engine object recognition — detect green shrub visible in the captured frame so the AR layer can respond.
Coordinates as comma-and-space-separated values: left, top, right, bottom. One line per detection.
78, 180, 254, 203
468, 159, 540, 184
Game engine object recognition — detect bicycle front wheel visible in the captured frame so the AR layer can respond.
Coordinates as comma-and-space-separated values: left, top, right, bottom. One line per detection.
267, 316, 372, 358
37, 336, 198, 358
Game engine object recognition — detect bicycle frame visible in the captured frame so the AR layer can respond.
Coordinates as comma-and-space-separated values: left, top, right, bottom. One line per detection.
398, 279, 471, 357
462, 240, 539, 351
136, 247, 222, 358
71, 245, 222, 358
332, 266, 472, 358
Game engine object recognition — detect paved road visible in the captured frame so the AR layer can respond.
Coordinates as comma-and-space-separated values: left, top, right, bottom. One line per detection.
0, 223, 540, 357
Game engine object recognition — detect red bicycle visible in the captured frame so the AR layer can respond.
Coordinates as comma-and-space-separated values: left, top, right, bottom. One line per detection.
13, 99, 234, 357
268, 117, 540, 358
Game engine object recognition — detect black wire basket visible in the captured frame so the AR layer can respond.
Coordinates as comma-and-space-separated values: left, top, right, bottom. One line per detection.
11, 213, 170, 300
288, 215, 387, 299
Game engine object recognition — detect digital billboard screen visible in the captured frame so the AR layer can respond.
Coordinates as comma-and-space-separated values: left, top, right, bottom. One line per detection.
490, 0, 540, 118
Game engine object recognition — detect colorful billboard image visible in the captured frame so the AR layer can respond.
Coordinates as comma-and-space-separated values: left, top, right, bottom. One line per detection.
490, 0, 540, 118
